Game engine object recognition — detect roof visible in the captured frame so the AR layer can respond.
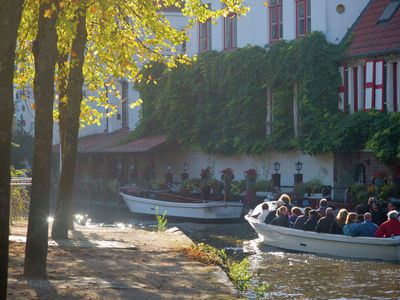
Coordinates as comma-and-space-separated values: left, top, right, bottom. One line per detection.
53, 132, 166, 154
106, 135, 167, 153
345, 0, 400, 58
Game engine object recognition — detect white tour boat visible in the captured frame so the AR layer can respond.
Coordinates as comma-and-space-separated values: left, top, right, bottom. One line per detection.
245, 214, 400, 261
120, 189, 244, 220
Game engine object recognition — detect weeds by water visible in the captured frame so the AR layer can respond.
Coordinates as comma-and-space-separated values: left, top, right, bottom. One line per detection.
182, 243, 269, 298
155, 206, 167, 232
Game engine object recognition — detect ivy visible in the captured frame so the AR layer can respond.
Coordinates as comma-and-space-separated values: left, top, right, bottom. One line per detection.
133, 32, 400, 164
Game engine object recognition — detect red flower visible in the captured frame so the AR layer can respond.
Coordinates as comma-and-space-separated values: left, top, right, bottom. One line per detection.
220, 168, 234, 177
244, 169, 258, 177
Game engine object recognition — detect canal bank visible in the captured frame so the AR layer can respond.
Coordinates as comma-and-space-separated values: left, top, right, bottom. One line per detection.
7, 221, 243, 299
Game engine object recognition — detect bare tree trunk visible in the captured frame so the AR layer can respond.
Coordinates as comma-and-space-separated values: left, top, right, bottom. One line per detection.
24, 0, 59, 279
0, 0, 23, 297
52, 6, 87, 239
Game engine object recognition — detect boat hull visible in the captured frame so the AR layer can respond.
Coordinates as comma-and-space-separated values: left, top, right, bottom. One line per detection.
120, 192, 243, 220
245, 215, 400, 261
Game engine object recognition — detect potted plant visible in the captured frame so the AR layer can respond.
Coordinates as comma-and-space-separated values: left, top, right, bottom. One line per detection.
304, 178, 324, 196
244, 168, 258, 187
200, 167, 211, 180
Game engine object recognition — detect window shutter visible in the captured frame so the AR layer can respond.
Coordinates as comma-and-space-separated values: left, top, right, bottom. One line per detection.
364, 60, 375, 110
374, 59, 384, 111
338, 65, 345, 112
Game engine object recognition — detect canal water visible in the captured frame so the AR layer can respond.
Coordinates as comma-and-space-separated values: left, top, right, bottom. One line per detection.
77, 206, 400, 299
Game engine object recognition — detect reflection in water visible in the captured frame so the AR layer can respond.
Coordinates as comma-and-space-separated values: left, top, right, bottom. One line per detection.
75, 206, 400, 299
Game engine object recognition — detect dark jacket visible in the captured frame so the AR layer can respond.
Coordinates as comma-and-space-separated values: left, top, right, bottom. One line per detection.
294, 214, 308, 229
264, 209, 277, 224
315, 214, 341, 234
371, 209, 386, 226
270, 214, 289, 227
303, 216, 319, 231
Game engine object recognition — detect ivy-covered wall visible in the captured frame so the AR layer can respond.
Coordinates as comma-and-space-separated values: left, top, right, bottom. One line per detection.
133, 32, 400, 165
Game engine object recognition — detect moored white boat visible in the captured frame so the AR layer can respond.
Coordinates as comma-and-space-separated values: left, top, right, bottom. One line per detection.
245, 215, 400, 261
120, 191, 243, 220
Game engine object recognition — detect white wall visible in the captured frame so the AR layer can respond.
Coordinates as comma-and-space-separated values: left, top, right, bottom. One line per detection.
154, 150, 334, 187
325, 0, 369, 44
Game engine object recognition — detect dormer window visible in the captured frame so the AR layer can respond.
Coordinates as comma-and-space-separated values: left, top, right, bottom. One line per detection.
377, 0, 400, 25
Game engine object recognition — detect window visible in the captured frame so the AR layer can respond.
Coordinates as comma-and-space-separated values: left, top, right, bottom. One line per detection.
270, 0, 283, 42
199, 19, 212, 53
224, 13, 237, 50
121, 81, 129, 129
364, 60, 385, 111
394, 62, 398, 112
377, 0, 400, 25
296, 0, 311, 38
338, 65, 346, 112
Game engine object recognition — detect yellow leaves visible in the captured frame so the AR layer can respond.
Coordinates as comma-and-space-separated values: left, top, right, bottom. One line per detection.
264, 1, 269, 6
42, 0, 50, 4
90, 6, 96, 13
71, 50, 77, 57
44, 9, 53, 18
130, 98, 143, 109
59, 2, 64, 8
31, 103, 36, 110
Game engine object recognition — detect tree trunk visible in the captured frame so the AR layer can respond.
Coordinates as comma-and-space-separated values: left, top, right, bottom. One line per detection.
0, 1, 23, 296
52, 6, 87, 239
24, 0, 59, 279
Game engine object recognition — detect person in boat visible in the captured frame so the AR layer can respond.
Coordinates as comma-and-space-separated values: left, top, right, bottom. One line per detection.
303, 209, 320, 231
288, 207, 302, 227
336, 208, 348, 233
369, 200, 386, 226
315, 207, 340, 234
294, 206, 312, 230
265, 199, 285, 224
343, 213, 361, 236
317, 199, 328, 217
270, 206, 289, 227
352, 212, 378, 237
256, 203, 270, 223
375, 210, 400, 238
279, 193, 292, 212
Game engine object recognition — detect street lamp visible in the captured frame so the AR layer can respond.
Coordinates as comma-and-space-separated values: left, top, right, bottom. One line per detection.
295, 161, 303, 174
183, 162, 188, 172
273, 161, 280, 174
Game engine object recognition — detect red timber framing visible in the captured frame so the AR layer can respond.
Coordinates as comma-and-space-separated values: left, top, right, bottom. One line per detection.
296, 0, 311, 38
269, 0, 283, 43
338, 65, 346, 113
224, 12, 237, 50
374, 59, 384, 111
364, 60, 375, 110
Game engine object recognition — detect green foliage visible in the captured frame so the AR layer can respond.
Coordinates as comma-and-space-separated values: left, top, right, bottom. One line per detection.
155, 206, 167, 232
10, 168, 30, 222
190, 243, 269, 297
254, 180, 272, 192
304, 178, 324, 194
153, 179, 168, 191
378, 183, 400, 203
230, 180, 246, 196
133, 32, 400, 163
293, 182, 307, 196
349, 183, 369, 205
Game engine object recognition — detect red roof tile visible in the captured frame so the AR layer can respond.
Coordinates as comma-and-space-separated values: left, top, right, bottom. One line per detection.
345, 0, 400, 58
52, 132, 166, 153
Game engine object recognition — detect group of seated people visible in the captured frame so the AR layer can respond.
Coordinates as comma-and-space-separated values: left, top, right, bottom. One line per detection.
253, 194, 400, 238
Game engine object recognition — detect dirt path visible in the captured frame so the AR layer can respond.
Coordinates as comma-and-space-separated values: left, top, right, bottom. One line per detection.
7, 221, 243, 299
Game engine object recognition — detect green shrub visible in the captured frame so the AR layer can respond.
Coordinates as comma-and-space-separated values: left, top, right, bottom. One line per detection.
350, 183, 369, 205
304, 178, 324, 194
231, 180, 246, 196
293, 182, 307, 196
255, 179, 272, 192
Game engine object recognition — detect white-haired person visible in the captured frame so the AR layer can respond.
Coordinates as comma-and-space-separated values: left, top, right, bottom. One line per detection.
375, 210, 400, 238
